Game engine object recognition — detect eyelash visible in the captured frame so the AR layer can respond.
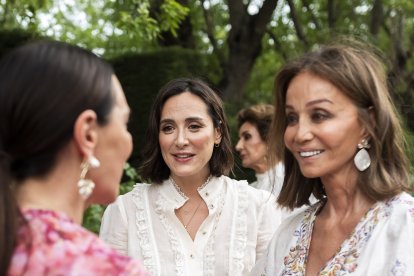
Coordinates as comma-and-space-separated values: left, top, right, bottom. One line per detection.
285, 110, 330, 125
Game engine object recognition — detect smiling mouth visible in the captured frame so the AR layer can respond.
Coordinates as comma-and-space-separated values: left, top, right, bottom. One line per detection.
299, 150, 323, 157
173, 154, 194, 158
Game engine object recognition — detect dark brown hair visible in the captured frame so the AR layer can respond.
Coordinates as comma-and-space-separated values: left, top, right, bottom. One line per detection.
0, 40, 114, 273
140, 78, 234, 183
269, 42, 411, 209
237, 104, 274, 142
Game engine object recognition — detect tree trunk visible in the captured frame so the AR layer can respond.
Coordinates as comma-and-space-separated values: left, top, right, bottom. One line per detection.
219, 0, 278, 102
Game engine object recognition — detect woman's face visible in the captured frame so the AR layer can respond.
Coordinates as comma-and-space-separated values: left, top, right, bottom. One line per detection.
284, 72, 365, 182
235, 121, 268, 173
158, 92, 221, 182
90, 75, 133, 204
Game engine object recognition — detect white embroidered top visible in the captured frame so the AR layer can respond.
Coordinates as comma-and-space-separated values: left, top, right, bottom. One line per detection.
100, 175, 282, 276
250, 192, 414, 276
250, 163, 285, 196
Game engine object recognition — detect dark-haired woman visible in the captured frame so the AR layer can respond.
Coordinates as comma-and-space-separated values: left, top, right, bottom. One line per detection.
100, 78, 281, 275
251, 43, 414, 275
1, 41, 148, 275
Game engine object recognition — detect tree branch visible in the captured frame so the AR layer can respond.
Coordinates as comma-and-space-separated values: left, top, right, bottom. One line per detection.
286, 0, 308, 48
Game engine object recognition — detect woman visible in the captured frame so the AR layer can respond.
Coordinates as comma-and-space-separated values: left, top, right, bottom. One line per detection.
0, 41, 148, 275
251, 43, 414, 275
100, 78, 281, 275
235, 104, 284, 195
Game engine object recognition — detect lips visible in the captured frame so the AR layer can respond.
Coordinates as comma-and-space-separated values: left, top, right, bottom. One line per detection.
172, 153, 195, 161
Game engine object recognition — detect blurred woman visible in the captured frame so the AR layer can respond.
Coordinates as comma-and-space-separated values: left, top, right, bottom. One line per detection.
251, 43, 414, 275
0, 41, 148, 275
100, 78, 281, 275
235, 104, 284, 195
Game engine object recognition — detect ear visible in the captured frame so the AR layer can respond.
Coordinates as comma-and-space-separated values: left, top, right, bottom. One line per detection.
214, 126, 222, 145
360, 106, 375, 140
73, 110, 99, 159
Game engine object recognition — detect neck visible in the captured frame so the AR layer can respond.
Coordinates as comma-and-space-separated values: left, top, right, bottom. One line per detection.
320, 171, 374, 219
16, 146, 86, 224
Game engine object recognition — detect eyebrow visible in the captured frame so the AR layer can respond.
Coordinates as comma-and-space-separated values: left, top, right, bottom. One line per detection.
286, 98, 333, 109
160, 116, 205, 124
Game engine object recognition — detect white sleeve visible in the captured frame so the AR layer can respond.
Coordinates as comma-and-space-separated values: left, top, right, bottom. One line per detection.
255, 192, 282, 262
99, 195, 129, 255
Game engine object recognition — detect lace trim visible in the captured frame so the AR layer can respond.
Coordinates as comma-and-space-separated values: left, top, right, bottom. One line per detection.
155, 191, 185, 276
203, 185, 226, 276
170, 175, 212, 200
131, 184, 158, 275
229, 181, 249, 275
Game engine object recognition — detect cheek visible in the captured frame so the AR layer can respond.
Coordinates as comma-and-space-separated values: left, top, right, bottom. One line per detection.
284, 128, 294, 150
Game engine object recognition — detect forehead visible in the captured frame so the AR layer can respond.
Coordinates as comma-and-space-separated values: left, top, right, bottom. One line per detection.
239, 121, 258, 133
161, 92, 210, 119
286, 72, 354, 108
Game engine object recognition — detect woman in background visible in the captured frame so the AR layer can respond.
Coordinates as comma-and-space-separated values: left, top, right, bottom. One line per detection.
235, 104, 284, 195
0, 41, 147, 275
100, 78, 281, 275
251, 42, 414, 275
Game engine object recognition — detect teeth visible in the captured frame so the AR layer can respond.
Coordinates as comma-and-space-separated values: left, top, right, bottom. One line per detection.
300, 150, 321, 157
176, 154, 191, 158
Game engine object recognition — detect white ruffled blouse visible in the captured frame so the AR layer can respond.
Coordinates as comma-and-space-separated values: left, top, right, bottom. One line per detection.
100, 175, 282, 276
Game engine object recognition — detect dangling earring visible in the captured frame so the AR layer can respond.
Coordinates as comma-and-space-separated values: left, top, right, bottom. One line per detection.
354, 139, 371, 172
77, 156, 100, 199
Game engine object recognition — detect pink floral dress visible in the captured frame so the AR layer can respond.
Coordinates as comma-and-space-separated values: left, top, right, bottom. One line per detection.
8, 209, 149, 276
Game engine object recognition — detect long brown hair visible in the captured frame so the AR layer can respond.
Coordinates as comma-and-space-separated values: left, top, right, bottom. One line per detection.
269, 42, 411, 209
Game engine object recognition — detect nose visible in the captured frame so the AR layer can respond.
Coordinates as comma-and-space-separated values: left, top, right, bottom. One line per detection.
294, 119, 313, 144
175, 128, 188, 148
235, 139, 243, 152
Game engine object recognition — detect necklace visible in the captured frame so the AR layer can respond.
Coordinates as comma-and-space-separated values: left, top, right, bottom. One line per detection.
170, 176, 212, 231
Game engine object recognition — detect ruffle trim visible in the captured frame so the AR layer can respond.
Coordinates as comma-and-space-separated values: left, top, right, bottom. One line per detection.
229, 180, 249, 275
131, 184, 158, 275
155, 191, 185, 276
203, 186, 226, 276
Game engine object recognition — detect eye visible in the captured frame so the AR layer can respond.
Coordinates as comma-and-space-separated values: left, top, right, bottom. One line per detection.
161, 124, 174, 134
311, 110, 330, 123
243, 133, 251, 141
286, 113, 298, 126
188, 124, 202, 132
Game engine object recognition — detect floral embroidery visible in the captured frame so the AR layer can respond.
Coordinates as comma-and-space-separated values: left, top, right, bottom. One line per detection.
281, 204, 319, 275
8, 209, 148, 276
281, 198, 396, 275
391, 260, 407, 276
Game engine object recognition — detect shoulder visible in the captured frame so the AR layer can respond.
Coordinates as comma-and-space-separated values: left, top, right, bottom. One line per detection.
385, 192, 414, 224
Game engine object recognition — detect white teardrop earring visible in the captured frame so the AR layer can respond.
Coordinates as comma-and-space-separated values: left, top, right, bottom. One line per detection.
354, 139, 371, 172
77, 156, 100, 199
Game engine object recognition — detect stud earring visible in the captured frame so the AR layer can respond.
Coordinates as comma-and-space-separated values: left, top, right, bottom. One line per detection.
77, 156, 100, 199
214, 143, 220, 148
354, 139, 371, 172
